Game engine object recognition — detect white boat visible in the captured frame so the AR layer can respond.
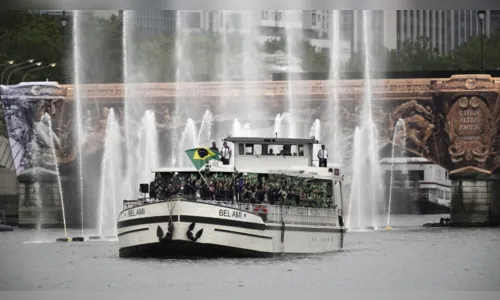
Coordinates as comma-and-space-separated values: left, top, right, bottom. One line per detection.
117, 137, 346, 258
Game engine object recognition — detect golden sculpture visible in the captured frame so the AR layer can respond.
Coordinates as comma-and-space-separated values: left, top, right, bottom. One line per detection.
389, 100, 436, 155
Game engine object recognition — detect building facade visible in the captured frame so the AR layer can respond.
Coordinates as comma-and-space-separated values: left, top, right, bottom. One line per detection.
394, 10, 499, 54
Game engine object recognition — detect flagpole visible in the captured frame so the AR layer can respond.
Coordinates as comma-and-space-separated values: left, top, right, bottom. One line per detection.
198, 168, 211, 187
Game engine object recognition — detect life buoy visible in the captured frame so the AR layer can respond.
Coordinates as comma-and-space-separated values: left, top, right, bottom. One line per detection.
253, 205, 268, 221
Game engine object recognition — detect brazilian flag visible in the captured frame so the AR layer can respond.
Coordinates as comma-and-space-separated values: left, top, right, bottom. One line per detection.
185, 147, 220, 170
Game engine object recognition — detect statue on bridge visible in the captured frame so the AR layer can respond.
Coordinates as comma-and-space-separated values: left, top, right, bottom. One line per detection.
389, 100, 436, 155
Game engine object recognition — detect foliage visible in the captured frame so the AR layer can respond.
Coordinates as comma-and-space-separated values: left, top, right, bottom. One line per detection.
451, 30, 500, 70
262, 36, 286, 53
78, 14, 123, 83
0, 10, 64, 84
2, 10, 500, 85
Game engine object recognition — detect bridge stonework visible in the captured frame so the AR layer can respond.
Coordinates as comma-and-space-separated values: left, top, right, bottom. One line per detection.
1, 74, 500, 226
384, 75, 500, 226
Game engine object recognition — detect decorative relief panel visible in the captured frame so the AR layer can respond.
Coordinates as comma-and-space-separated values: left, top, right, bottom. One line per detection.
446, 96, 496, 172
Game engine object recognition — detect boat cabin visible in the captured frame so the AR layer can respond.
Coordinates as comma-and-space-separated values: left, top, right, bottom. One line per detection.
222, 136, 320, 169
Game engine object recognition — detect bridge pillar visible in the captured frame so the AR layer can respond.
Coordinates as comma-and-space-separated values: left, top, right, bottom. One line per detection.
450, 173, 500, 226
17, 170, 67, 228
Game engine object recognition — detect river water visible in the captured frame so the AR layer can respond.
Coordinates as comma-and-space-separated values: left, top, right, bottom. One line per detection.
1, 214, 499, 291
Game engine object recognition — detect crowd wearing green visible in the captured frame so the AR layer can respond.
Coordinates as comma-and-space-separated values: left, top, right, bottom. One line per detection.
150, 171, 334, 208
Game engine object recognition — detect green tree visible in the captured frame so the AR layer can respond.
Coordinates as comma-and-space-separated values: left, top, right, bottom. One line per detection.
386, 37, 454, 71
300, 41, 329, 73
136, 32, 176, 82
451, 30, 500, 70
262, 36, 286, 53
0, 10, 64, 84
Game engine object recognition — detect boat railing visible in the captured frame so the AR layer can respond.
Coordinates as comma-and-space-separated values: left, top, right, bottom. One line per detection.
122, 198, 337, 226
197, 200, 337, 226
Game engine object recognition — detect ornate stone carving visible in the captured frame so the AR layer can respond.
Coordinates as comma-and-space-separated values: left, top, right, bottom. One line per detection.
445, 96, 496, 170
432, 75, 497, 91
61, 78, 441, 101
389, 100, 436, 155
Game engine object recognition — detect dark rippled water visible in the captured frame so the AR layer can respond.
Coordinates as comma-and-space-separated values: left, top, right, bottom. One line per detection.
1, 215, 499, 291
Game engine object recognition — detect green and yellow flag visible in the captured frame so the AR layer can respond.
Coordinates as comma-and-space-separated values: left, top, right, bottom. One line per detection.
185, 147, 220, 170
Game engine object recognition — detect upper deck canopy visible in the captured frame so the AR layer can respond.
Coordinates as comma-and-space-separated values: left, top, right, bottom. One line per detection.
222, 136, 320, 145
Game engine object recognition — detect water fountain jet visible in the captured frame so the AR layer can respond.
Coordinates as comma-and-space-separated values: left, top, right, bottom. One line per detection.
72, 10, 85, 238
41, 113, 69, 242
386, 119, 407, 228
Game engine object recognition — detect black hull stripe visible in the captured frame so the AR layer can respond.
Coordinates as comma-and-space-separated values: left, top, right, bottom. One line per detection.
214, 228, 273, 240
117, 215, 265, 231
117, 216, 177, 228
265, 225, 345, 233
117, 227, 149, 237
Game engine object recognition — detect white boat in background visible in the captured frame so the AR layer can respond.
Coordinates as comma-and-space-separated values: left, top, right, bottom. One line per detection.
117, 137, 346, 258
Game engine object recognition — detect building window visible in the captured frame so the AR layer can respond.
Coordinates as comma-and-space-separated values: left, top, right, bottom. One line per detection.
230, 13, 242, 29
185, 12, 201, 28
312, 12, 317, 26
278, 11, 282, 21
408, 170, 424, 181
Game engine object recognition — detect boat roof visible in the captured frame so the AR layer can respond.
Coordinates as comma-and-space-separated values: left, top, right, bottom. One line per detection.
152, 164, 343, 180
380, 157, 430, 164
222, 136, 320, 145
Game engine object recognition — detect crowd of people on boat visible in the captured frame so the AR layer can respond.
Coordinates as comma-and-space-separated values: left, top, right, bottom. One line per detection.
149, 171, 334, 208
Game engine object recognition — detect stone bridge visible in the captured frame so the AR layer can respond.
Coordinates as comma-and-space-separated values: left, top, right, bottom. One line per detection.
1, 74, 500, 226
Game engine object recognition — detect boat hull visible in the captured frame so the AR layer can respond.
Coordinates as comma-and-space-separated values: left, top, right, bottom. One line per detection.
117, 200, 345, 258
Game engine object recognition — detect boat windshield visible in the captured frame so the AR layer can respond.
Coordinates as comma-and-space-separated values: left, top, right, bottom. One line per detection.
151, 171, 334, 208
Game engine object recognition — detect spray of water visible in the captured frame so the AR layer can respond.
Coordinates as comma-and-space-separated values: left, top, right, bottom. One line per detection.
284, 11, 300, 138
177, 119, 198, 166
122, 10, 134, 199
309, 119, 321, 166
197, 110, 214, 147
42, 113, 68, 238
329, 10, 343, 163
139, 111, 160, 184
386, 119, 406, 227
72, 10, 85, 236
347, 127, 362, 229
97, 108, 122, 236
362, 10, 384, 229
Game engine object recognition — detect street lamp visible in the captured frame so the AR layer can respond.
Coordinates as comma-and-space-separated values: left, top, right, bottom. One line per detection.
0, 60, 15, 68
477, 10, 486, 72
22, 63, 57, 82
60, 11, 68, 83
6, 62, 43, 85
1, 59, 34, 84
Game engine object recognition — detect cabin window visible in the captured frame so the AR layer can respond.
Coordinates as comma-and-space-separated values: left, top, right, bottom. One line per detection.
238, 143, 244, 155
298, 144, 304, 156
268, 144, 293, 156
245, 144, 254, 155
254, 144, 263, 155
290, 145, 298, 156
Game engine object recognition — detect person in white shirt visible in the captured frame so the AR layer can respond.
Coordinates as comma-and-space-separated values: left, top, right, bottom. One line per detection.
317, 145, 328, 167
220, 142, 232, 165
